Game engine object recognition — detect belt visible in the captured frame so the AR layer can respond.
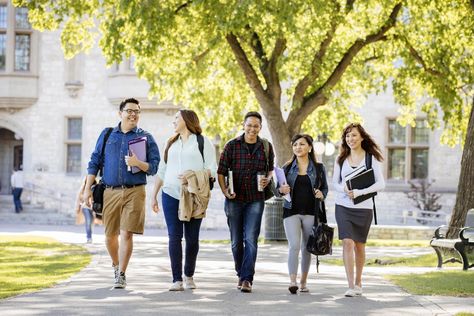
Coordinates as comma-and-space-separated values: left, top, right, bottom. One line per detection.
105, 184, 145, 190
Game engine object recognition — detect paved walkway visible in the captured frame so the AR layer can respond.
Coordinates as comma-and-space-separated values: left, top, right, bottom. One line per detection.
0, 224, 473, 316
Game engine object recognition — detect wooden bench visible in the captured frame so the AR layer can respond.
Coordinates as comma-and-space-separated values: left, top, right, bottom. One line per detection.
430, 209, 474, 270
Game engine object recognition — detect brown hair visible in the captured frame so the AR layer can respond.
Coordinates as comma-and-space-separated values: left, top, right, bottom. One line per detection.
283, 134, 318, 170
164, 109, 203, 163
337, 123, 383, 166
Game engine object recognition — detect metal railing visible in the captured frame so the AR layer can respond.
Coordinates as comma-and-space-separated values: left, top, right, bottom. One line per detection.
23, 182, 74, 212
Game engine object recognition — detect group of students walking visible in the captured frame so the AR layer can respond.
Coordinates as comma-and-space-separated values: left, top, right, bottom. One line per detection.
78, 98, 385, 297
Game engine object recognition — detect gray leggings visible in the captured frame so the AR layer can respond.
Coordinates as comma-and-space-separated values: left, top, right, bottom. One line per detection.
283, 214, 314, 275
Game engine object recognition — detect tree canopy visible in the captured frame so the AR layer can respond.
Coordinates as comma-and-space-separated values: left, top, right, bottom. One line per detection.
14, 0, 474, 164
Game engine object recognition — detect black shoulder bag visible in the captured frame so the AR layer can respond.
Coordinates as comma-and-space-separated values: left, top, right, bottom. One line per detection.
196, 134, 215, 190
261, 138, 277, 200
91, 128, 112, 219
306, 164, 334, 272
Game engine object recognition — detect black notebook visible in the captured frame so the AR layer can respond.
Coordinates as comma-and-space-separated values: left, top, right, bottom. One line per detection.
346, 168, 377, 204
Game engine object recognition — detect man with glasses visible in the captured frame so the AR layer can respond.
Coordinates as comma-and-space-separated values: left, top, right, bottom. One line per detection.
217, 111, 275, 293
83, 98, 160, 289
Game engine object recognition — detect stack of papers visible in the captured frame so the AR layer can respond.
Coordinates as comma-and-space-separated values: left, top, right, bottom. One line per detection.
274, 167, 291, 202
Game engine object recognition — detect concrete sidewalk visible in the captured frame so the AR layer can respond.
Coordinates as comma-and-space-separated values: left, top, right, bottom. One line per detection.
0, 225, 473, 315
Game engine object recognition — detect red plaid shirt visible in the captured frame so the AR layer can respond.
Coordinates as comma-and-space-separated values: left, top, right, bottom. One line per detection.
218, 134, 275, 202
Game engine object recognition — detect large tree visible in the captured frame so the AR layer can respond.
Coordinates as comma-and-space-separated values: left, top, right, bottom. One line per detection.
15, 0, 474, 232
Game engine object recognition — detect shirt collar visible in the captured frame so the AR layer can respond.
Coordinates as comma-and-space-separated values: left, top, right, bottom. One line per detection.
115, 122, 139, 134
237, 133, 262, 144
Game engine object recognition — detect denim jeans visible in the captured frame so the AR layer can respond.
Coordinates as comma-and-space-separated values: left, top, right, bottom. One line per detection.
12, 188, 23, 212
162, 192, 202, 283
82, 208, 93, 239
224, 199, 265, 283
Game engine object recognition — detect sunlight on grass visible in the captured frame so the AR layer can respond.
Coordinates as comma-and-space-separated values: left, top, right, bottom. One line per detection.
387, 271, 474, 297
0, 236, 91, 299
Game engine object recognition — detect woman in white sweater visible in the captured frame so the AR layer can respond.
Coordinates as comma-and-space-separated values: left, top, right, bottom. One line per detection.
151, 109, 217, 291
332, 123, 385, 297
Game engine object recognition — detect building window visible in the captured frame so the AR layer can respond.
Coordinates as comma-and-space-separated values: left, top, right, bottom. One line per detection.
0, 33, 5, 70
14, 33, 29, 70
66, 118, 82, 174
386, 119, 429, 181
14, 7, 30, 71
0, 3, 6, 71
0, 3, 34, 73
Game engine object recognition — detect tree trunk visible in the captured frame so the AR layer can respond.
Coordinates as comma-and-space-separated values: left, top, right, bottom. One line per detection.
447, 99, 474, 238
266, 118, 293, 166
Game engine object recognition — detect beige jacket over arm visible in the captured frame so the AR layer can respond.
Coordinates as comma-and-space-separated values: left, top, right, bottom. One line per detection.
179, 170, 211, 221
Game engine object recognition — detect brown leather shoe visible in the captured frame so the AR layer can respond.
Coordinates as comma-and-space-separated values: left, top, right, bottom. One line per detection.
241, 280, 252, 293
237, 279, 243, 290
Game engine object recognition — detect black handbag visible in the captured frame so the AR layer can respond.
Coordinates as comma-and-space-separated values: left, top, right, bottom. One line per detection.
306, 177, 334, 273
91, 127, 112, 219
306, 201, 334, 256
91, 181, 106, 219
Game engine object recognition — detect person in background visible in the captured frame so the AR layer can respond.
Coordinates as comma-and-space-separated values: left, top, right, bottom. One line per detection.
11, 166, 24, 213
151, 109, 217, 291
75, 176, 99, 243
332, 123, 385, 297
278, 134, 328, 294
217, 111, 275, 293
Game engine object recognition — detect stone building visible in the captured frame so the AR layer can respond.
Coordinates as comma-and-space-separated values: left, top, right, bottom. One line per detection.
0, 2, 462, 228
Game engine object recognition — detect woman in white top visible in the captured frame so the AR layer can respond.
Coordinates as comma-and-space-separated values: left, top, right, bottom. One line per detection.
332, 123, 385, 297
151, 109, 217, 291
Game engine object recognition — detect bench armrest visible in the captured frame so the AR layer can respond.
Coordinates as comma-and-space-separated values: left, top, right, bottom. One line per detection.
460, 227, 474, 242
434, 225, 448, 238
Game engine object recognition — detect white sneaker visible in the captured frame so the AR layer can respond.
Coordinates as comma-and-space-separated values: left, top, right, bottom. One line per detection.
344, 288, 357, 297
354, 285, 363, 296
184, 276, 196, 289
169, 281, 184, 291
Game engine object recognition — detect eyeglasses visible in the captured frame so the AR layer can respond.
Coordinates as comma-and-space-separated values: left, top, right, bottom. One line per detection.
122, 109, 141, 115
244, 123, 261, 129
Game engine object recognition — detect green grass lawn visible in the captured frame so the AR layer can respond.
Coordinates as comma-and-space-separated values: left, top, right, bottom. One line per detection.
0, 236, 91, 299
387, 271, 474, 297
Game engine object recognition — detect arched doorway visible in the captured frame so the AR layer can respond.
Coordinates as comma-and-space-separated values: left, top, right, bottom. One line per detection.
0, 128, 23, 195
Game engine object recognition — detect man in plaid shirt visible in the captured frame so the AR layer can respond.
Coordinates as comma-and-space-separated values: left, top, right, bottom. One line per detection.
217, 111, 275, 293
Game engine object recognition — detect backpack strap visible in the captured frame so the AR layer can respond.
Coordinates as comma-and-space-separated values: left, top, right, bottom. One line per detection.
261, 138, 270, 174
197, 134, 205, 162
99, 127, 113, 177
365, 152, 377, 225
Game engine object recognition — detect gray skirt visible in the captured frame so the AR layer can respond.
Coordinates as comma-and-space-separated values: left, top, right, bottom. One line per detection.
335, 204, 373, 243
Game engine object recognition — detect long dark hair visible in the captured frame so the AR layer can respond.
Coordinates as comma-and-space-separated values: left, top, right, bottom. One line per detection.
164, 109, 202, 163
283, 134, 318, 172
337, 123, 383, 166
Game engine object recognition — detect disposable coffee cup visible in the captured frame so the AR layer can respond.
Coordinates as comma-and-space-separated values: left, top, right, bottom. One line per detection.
257, 172, 265, 192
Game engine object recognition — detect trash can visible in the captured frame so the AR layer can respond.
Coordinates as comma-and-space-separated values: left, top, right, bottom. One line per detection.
264, 197, 287, 241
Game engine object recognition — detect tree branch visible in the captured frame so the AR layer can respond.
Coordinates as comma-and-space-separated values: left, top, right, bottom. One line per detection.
266, 38, 286, 105
287, 2, 402, 132
225, 33, 272, 106
175, 1, 193, 14
345, 0, 356, 13
397, 35, 444, 77
292, 19, 338, 109
245, 26, 269, 75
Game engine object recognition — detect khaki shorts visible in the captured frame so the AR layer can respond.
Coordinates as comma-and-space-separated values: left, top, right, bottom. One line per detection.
103, 185, 146, 236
